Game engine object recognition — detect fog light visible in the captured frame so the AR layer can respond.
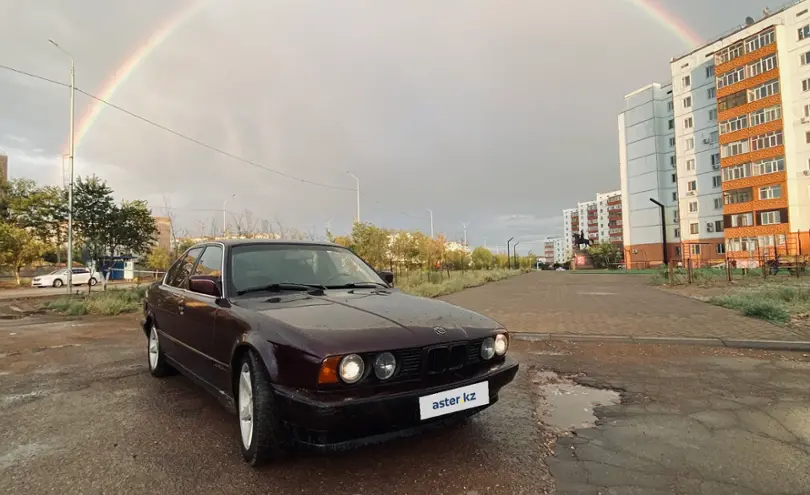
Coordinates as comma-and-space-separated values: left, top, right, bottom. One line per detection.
481, 337, 495, 360
339, 354, 364, 384
373, 352, 397, 380
494, 333, 508, 356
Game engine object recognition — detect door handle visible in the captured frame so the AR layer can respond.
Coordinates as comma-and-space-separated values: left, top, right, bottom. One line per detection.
178, 301, 185, 315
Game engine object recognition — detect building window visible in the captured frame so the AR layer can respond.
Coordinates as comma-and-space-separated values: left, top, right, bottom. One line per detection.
804, 104, 810, 117
709, 131, 718, 143
730, 213, 754, 227
761, 210, 782, 225
672, 191, 678, 202
668, 119, 674, 130
687, 180, 697, 193
674, 228, 680, 238
686, 158, 695, 171
705, 65, 715, 78
803, 79, 810, 92
717, 243, 726, 254
721, 139, 749, 157
807, 131, 810, 144
671, 173, 677, 183
747, 54, 777, 77
683, 96, 692, 108
759, 184, 782, 200
670, 155, 676, 166
749, 105, 781, 127
802, 51, 810, 65
689, 244, 701, 255
800, 25, 810, 40
709, 109, 717, 121
717, 66, 745, 89
715, 220, 724, 233
690, 223, 699, 234
669, 137, 676, 147
685, 137, 694, 150
714, 198, 723, 209
717, 90, 747, 111
748, 79, 779, 102
712, 175, 722, 188
724, 188, 753, 204
751, 130, 783, 151
684, 117, 693, 129
716, 42, 744, 65
719, 114, 748, 135
723, 162, 751, 181
753, 157, 784, 176
667, 100, 674, 112
683, 75, 691, 87
675, 246, 682, 255
745, 29, 775, 52
688, 201, 698, 213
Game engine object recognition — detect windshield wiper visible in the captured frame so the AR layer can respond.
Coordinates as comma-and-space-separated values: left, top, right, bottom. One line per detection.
325, 282, 390, 289
236, 282, 326, 296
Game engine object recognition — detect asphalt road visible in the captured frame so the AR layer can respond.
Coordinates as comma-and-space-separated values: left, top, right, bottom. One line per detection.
2, 313, 809, 494
0, 283, 138, 300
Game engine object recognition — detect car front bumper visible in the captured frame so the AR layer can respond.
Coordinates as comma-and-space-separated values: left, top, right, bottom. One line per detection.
273, 356, 519, 449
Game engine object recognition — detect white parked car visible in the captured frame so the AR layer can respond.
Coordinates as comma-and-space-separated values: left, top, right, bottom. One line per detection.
31, 268, 100, 288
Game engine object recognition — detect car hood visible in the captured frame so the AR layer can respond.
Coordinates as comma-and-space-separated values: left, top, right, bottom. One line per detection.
234, 289, 502, 356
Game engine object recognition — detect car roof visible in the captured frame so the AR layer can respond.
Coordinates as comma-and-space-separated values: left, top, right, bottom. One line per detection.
189, 239, 344, 248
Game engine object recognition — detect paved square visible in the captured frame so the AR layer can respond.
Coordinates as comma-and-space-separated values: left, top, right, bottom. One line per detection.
439, 272, 806, 341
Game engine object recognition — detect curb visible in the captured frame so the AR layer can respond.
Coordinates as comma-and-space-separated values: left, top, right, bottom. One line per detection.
512, 332, 810, 352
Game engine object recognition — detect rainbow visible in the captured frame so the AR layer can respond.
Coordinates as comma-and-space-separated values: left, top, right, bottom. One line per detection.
626, 0, 703, 47
68, 0, 211, 153
70, 0, 702, 153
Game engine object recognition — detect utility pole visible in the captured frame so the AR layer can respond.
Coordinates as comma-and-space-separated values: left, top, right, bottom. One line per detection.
460, 222, 469, 247
346, 171, 360, 223
426, 208, 434, 237
513, 242, 521, 269
507, 237, 514, 269
50, 39, 74, 293
649, 198, 669, 266
223, 193, 236, 236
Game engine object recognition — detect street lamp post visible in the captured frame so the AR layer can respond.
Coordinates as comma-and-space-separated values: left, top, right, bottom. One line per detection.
513, 242, 521, 269
649, 198, 669, 266
506, 237, 514, 269
49, 39, 74, 293
426, 209, 434, 238
460, 222, 469, 247
346, 172, 360, 223
223, 193, 236, 236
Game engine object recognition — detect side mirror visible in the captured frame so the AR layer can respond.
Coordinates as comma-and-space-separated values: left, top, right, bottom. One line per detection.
378, 270, 394, 285
189, 277, 222, 297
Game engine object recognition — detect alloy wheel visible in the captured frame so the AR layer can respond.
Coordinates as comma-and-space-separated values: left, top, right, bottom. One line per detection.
238, 362, 254, 450
148, 325, 159, 370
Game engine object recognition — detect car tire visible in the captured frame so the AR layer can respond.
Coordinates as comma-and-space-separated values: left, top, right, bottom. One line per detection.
53, 279, 63, 288
147, 323, 173, 377
237, 351, 291, 466
88, 277, 97, 286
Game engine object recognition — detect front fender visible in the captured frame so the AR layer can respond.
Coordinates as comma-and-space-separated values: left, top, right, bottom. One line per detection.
234, 334, 321, 390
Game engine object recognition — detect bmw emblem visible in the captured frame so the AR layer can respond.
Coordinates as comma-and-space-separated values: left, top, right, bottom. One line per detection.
433, 326, 447, 335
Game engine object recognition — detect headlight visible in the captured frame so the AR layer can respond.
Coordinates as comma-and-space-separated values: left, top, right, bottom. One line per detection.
338, 354, 364, 384
494, 333, 508, 356
481, 337, 495, 360
373, 352, 397, 380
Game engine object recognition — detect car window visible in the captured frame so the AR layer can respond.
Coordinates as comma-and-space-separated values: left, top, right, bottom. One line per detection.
166, 247, 203, 288
229, 244, 384, 294
187, 245, 224, 295
72, 268, 89, 274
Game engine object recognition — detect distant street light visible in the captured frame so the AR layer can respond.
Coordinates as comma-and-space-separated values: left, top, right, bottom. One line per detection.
513, 242, 521, 269
346, 171, 360, 223
426, 208, 434, 237
506, 237, 514, 269
649, 198, 669, 266
49, 39, 75, 293
223, 193, 236, 236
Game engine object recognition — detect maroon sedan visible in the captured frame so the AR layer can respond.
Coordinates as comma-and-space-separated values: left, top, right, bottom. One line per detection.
142, 240, 518, 466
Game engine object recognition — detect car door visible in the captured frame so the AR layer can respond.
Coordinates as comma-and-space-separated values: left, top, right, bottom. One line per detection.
179, 244, 226, 388
155, 247, 204, 365
72, 268, 90, 285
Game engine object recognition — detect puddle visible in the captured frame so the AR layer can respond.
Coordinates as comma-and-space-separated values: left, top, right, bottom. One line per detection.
533, 370, 620, 431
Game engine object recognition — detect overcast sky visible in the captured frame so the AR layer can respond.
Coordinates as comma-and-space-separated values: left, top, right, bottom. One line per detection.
0, 0, 774, 252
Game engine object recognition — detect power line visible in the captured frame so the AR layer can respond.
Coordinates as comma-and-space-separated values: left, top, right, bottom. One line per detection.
0, 63, 430, 221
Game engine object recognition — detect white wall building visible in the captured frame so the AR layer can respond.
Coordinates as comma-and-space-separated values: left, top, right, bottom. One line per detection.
618, 82, 681, 267
562, 208, 578, 261
596, 190, 623, 243
577, 200, 598, 243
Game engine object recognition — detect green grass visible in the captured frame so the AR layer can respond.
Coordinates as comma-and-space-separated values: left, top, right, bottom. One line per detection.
707, 286, 810, 324
44, 287, 147, 316
397, 269, 524, 298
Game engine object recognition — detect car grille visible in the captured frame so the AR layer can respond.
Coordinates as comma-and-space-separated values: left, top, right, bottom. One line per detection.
363, 337, 487, 384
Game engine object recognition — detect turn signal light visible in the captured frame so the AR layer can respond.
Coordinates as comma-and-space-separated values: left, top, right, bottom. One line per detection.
318, 356, 341, 384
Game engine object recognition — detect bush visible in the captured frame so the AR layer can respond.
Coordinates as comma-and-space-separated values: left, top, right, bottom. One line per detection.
44, 287, 146, 316
708, 294, 790, 323
398, 269, 521, 298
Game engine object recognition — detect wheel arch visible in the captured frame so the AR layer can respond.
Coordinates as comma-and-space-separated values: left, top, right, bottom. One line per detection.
230, 340, 278, 398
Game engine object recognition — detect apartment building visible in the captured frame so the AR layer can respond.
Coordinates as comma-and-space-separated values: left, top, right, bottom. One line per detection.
618, 83, 681, 267
578, 200, 599, 244
597, 190, 623, 244
671, 1, 810, 260
542, 237, 564, 264
562, 208, 579, 260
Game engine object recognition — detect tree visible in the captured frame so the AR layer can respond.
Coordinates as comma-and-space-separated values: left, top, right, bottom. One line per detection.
587, 242, 621, 269
145, 247, 172, 274
0, 223, 46, 285
72, 175, 115, 261
104, 200, 158, 256
471, 246, 494, 270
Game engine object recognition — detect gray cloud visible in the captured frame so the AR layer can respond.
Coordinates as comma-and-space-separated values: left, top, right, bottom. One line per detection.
0, 0, 772, 246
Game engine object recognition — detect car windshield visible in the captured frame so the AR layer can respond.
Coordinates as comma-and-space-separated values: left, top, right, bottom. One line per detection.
230, 244, 386, 295
48, 269, 67, 275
